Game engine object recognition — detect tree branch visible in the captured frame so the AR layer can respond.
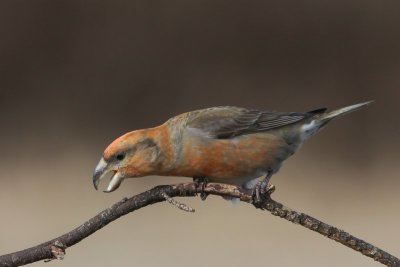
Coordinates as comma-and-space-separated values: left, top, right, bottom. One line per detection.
0, 183, 398, 267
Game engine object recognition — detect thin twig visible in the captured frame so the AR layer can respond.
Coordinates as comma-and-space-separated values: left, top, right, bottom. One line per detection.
0, 183, 398, 267
161, 191, 195, 212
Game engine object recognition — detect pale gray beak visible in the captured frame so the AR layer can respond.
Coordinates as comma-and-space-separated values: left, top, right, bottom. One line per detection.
93, 158, 124, 193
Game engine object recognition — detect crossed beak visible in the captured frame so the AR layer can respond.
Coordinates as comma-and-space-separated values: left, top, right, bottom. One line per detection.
93, 158, 124, 193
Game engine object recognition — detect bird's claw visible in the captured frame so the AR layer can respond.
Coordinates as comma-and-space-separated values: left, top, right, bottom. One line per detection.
252, 181, 275, 209
193, 177, 209, 201
252, 172, 274, 208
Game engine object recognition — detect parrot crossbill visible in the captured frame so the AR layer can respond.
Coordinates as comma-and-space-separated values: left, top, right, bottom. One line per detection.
93, 101, 372, 201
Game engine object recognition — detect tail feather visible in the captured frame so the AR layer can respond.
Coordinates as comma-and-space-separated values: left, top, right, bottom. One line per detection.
318, 100, 374, 123
300, 100, 373, 141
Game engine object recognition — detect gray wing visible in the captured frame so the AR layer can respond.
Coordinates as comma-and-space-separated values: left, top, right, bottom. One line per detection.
187, 106, 326, 139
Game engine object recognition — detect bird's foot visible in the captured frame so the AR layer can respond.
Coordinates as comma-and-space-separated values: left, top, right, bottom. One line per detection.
193, 176, 209, 201
252, 173, 275, 209
252, 183, 275, 209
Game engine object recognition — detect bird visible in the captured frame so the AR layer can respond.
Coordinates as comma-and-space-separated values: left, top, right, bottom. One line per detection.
93, 101, 372, 202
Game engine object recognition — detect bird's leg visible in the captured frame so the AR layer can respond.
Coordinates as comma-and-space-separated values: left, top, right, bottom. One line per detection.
252, 172, 275, 208
193, 176, 209, 201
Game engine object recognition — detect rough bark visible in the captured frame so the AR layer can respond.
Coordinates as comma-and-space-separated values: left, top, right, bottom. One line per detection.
0, 183, 398, 267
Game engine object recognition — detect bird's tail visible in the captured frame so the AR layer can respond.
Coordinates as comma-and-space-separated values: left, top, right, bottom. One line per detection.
300, 101, 373, 141
317, 101, 374, 124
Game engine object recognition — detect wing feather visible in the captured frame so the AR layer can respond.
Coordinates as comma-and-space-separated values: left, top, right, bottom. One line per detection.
186, 106, 326, 139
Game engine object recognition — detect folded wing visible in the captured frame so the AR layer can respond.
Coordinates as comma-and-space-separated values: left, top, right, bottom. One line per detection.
187, 106, 326, 139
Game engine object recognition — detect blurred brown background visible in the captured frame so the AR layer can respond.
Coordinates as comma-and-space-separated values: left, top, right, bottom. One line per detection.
0, 1, 399, 266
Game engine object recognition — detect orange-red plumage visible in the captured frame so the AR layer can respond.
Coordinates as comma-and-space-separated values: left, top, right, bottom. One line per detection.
93, 102, 372, 193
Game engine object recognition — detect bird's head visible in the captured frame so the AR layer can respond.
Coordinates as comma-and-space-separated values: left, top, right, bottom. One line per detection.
93, 129, 162, 192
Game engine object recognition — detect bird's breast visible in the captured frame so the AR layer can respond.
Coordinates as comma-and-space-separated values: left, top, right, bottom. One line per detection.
169, 133, 290, 180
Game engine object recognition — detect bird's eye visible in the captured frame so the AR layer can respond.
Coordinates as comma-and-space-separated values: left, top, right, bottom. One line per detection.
116, 154, 125, 161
